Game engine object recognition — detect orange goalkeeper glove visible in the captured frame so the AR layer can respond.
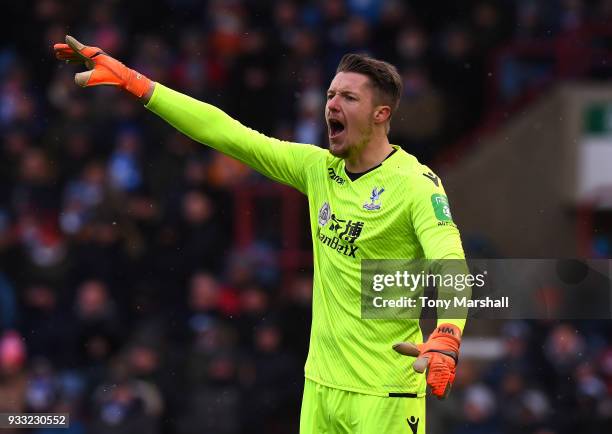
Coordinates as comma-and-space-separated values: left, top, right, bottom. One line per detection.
393, 323, 461, 399
53, 35, 152, 98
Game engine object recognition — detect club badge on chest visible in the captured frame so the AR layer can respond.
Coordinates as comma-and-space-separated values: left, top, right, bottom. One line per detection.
363, 187, 385, 211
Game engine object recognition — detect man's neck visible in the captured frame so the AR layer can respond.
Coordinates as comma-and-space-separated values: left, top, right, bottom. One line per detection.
345, 137, 393, 173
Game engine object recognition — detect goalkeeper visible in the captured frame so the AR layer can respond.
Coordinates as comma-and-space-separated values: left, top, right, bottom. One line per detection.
54, 36, 467, 434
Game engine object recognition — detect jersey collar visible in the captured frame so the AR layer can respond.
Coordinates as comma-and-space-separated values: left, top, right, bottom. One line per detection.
344, 146, 399, 182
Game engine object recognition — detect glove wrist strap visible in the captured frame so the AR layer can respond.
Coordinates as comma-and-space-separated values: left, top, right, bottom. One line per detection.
123, 68, 152, 98
423, 323, 461, 355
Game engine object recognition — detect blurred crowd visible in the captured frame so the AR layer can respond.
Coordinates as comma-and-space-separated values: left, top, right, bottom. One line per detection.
431, 320, 612, 434
1, 0, 612, 432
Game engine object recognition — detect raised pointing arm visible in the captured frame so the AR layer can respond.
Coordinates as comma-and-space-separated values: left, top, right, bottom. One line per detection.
54, 35, 325, 193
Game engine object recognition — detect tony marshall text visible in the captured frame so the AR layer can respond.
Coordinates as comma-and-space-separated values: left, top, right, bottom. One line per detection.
371, 296, 509, 309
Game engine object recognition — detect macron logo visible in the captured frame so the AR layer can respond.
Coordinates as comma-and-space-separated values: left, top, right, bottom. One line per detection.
407, 416, 419, 434
423, 172, 439, 186
328, 167, 345, 185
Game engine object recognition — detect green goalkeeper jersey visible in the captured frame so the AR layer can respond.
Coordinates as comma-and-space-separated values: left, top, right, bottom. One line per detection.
146, 84, 465, 397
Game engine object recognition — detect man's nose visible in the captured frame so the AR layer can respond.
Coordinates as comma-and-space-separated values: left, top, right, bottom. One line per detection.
327, 95, 340, 111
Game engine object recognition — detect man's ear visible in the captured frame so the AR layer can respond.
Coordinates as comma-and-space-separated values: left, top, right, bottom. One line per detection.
373, 106, 391, 125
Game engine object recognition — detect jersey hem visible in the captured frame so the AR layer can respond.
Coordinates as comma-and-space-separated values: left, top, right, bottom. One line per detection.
304, 374, 426, 398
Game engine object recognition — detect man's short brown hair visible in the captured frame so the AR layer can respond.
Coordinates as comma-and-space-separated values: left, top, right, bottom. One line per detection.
336, 53, 402, 115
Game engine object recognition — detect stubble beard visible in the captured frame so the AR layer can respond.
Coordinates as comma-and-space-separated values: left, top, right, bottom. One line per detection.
328, 141, 349, 158
328, 122, 374, 161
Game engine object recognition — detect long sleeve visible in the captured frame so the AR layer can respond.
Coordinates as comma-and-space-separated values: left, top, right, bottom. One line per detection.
409, 171, 468, 331
145, 83, 325, 194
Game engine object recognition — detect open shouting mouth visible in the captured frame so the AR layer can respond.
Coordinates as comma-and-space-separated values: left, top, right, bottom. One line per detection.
328, 118, 345, 139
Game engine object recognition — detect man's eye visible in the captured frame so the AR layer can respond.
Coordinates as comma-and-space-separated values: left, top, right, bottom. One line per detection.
345, 95, 356, 101
327, 94, 334, 100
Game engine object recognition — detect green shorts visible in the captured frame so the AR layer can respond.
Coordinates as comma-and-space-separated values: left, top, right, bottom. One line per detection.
300, 379, 426, 434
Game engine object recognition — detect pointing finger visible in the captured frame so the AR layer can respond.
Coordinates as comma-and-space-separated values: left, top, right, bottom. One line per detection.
65, 35, 86, 52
